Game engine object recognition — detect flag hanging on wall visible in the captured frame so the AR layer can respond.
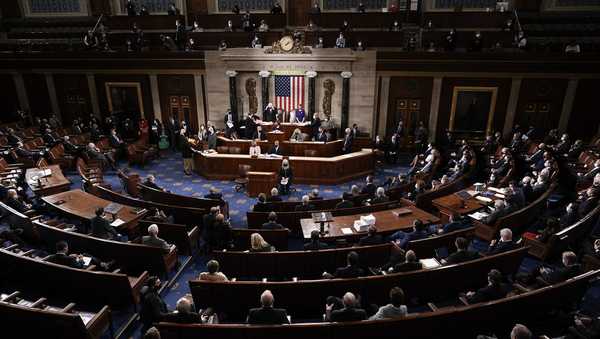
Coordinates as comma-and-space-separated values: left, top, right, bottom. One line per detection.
274, 75, 304, 113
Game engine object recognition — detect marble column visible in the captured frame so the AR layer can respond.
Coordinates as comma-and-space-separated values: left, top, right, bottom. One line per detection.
149, 74, 162, 121
502, 77, 522, 139
45, 73, 62, 123
259, 70, 270, 116
377, 76, 391, 137
428, 77, 443, 143
306, 71, 317, 121
86, 73, 101, 118
341, 71, 352, 131
226, 70, 238, 122
558, 79, 578, 133
194, 74, 206, 126
12, 73, 30, 113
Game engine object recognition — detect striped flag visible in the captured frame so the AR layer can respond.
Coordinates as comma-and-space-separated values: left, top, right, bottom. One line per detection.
274, 75, 304, 113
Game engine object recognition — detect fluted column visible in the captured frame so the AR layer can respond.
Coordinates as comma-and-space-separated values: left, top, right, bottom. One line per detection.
306, 71, 317, 121
226, 70, 238, 122
340, 71, 352, 131
259, 70, 270, 115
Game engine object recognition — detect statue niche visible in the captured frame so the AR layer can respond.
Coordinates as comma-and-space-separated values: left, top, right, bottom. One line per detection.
245, 78, 258, 115
322, 79, 335, 119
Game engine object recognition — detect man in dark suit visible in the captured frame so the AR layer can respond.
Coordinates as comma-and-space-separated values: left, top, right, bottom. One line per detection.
142, 224, 173, 253
42, 128, 58, 146
358, 226, 383, 246
224, 110, 235, 138
335, 194, 354, 209
262, 212, 284, 230
247, 290, 290, 325
62, 136, 82, 157
465, 269, 508, 304
143, 174, 165, 192
483, 199, 513, 226
253, 194, 271, 212
486, 228, 518, 255
15, 141, 38, 161
387, 219, 433, 249
162, 298, 200, 324
439, 213, 472, 234
326, 292, 367, 322
6, 189, 32, 213
268, 140, 283, 155
540, 251, 581, 284
360, 175, 376, 196
47, 241, 85, 269
6, 128, 22, 146
295, 195, 315, 212
392, 250, 423, 272
304, 230, 329, 250
442, 237, 481, 265
310, 113, 321, 137
323, 251, 365, 279
267, 188, 282, 202
252, 125, 267, 141
342, 128, 353, 154
263, 103, 277, 122
90, 207, 120, 240
315, 127, 328, 142
165, 116, 179, 151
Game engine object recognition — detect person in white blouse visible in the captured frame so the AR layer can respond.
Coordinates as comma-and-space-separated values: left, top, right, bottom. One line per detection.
249, 139, 261, 156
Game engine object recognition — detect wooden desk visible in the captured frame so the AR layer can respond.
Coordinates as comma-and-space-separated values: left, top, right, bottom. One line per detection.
193, 149, 374, 185
260, 122, 312, 140
42, 190, 147, 234
247, 171, 277, 198
217, 136, 343, 157
300, 206, 440, 240
25, 165, 71, 196
431, 186, 501, 224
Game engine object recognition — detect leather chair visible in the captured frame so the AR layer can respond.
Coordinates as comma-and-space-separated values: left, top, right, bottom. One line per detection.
234, 164, 251, 192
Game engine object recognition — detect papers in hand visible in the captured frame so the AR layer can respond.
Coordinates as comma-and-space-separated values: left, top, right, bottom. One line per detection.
81, 256, 92, 266
475, 196, 493, 203
226, 122, 234, 128
487, 186, 504, 194
420, 258, 441, 269
341, 228, 353, 235
468, 211, 489, 221
110, 218, 125, 227
280, 177, 289, 185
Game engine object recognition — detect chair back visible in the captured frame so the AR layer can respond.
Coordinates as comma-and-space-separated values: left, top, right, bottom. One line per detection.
239, 164, 251, 178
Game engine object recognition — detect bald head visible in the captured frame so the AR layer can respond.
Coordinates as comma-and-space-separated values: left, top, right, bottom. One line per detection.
342, 292, 357, 308
260, 290, 274, 307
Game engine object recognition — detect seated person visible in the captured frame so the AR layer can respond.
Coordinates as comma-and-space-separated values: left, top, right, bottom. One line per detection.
204, 187, 223, 200
360, 176, 376, 196
486, 228, 518, 255
144, 174, 166, 191
391, 250, 422, 273
62, 135, 83, 156
442, 237, 481, 265
294, 195, 315, 211
268, 187, 282, 202
369, 187, 389, 205
247, 290, 290, 325
325, 292, 367, 322
335, 194, 355, 209
483, 199, 514, 225
520, 251, 581, 286
323, 251, 365, 279
578, 187, 600, 218
579, 159, 600, 183
250, 233, 275, 252
304, 230, 330, 250
438, 213, 472, 234
86, 142, 116, 169
387, 219, 433, 249
262, 212, 285, 230
47, 241, 85, 269
309, 188, 323, 200
358, 226, 383, 246
161, 297, 200, 324
343, 185, 363, 205
290, 128, 304, 142
5, 189, 33, 214
198, 259, 229, 281
249, 140, 261, 156
209, 214, 233, 250
142, 224, 173, 253
90, 207, 123, 241
368, 287, 407, 320
464, 269, 509, 304
252, 126, 266, 141
253, 193, 272, 212
268, 140, 282, 155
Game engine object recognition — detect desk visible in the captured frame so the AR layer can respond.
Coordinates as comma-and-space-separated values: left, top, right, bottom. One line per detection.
247, 171, 277, 198
260, 122, 312, 140
194, 149, 373, 185
217, 136, 342, 157
25, 165, 71, 196
431, 186, 502, 224
300, 206, 440, 240
43, 190, 147, 235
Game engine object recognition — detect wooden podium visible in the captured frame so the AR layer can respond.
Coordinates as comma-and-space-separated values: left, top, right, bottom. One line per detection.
247, 171, 277, 197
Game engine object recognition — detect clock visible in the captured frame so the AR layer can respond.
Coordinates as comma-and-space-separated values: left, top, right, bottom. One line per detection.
279, 36, 294, 51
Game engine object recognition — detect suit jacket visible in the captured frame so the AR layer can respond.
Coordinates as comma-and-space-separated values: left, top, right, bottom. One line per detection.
109, 134, 123, 148
304, 241, 330, 250
142, 235, 171, 253
543, 264, 582, 284
445, 250, 481, 265
316, 132, 328, 142
247, 307, 289, 325
6, 197, 28, 213
358, 234, 383, 246
64, 141, 81, 154
330, 307, 367, 322
161, 311, 200, 324
253, 202, 272, 212
334, 264, 364, 278
487, 240, 518, 255
295, 203, 315, 212
47, 253, 84, 269
361, 183, 376, 196
207, 133, 217, 149
335, 200, 354, 209
393, 261, 423, 272
90, 215, 118, 240
467, 283, 508, 304
342, 135, 353, 153
263, 108, 277, 122
262, 221, 284, 230
268, 145, 282, 155
279, 167, 293, 182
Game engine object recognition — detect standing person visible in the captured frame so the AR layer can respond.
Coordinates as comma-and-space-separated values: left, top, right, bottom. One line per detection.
139, 118, 149, 144
166, 116, 179, 151
342, 128, 353, 154
263, 103, 276, 122
139, 277, 168, 335
126, 0, 136, 16
224, 109, 235, 138
278, 159, 293, 195
179, 128, 193, 176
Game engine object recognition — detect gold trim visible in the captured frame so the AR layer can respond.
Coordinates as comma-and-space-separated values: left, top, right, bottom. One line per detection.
104, 82, 145, 115
449, 86, 498, 136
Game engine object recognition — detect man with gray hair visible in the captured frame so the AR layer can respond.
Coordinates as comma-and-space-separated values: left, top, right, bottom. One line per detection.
326, 291, 367, 322
162, 297, 200, 324
142, 224, 173, 253
370, 187, 389, 205
483, 199, 511, 225
295, 195, 316, 211
487, 228, 517, 255
247, 290, 290, 325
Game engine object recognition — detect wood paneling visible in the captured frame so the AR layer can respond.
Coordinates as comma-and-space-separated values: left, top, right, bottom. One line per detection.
288, 0, 312, 26
0, 2, 22, 18
23, 73, 51, 119
53, 74, 92, 125
438, 78, 511, 139
515, 78, 567, 132
569, 79, 600, 141
0, 74, 20, 122
158, 75, 198, 132
94, 74, 154, 122
187, 0, 209, 14
386, 76, 433, 137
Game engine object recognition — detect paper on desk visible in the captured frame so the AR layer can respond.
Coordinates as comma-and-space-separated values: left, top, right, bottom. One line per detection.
468, 211, 489, 221
494, 193, 506, 199
475, 196, 493, 203
487, 187, 504, 194
341, 228, 353, 235
420, 258, 441, 269
466, 190, 479, 196
110, 219, 125, 227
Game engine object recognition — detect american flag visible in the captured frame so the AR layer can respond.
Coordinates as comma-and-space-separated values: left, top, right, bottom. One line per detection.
274, 75, 304, 113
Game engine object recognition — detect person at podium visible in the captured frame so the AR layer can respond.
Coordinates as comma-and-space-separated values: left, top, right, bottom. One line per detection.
293, 104, 306, 123
278, 159, 293, 195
